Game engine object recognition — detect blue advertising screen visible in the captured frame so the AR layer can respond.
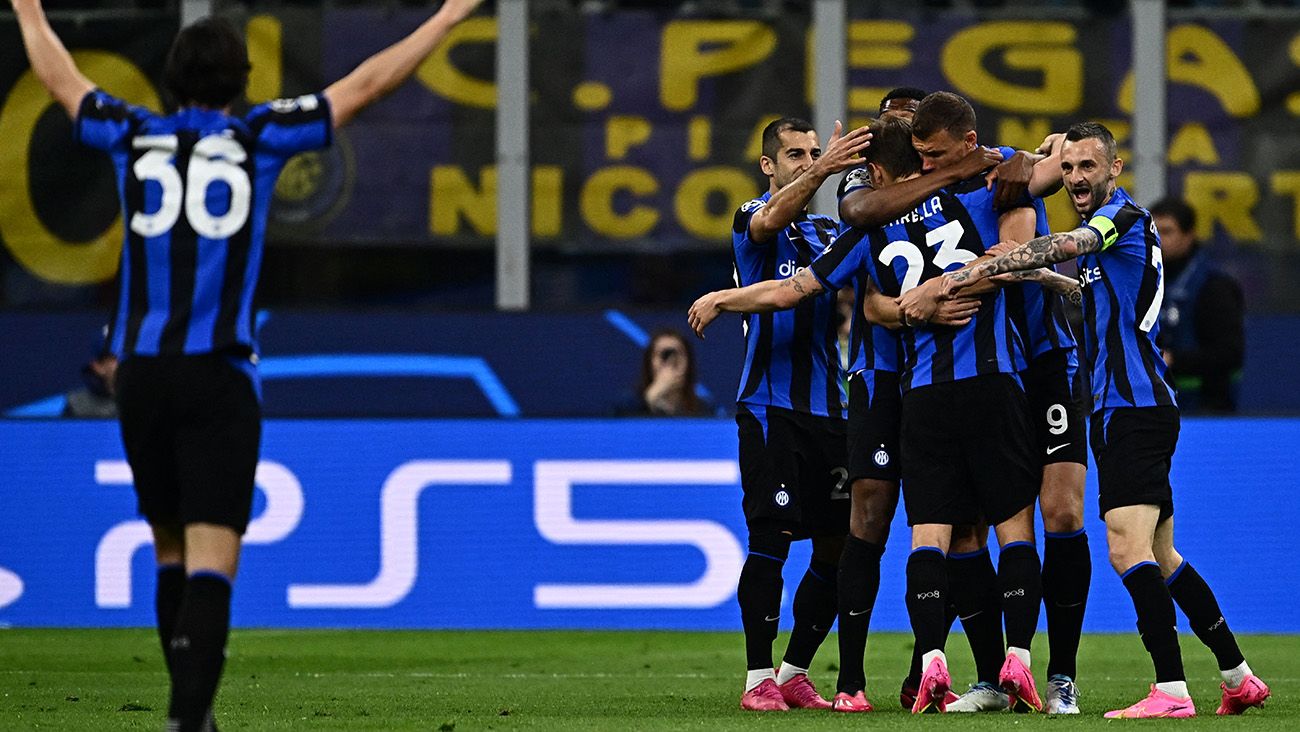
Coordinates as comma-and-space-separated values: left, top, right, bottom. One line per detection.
0, 418, 1294, 632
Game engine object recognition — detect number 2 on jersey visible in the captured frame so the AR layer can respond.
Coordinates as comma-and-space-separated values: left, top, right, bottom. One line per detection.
130, 135, 251, 239
878, 219, 974, 293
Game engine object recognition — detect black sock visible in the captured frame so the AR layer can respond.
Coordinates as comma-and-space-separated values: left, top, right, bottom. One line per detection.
156, 564, 186, 678
168, 572, 232, 730
1043, 530, 1090, 679
1166, 562, 1245, 671
738, 540, 789, 671
905, 548, 948, 658
998, 542, 1043, 653
949, 549, 1005, 684
836, 537, 884, 694
1121, 562, 1185, 683
783, 559, 838, 670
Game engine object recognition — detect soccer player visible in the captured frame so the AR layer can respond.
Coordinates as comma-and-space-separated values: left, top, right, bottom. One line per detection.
713, 116, 869, 712
942, 121, 1271, 718
692, 115, 1046, 714
10, 0, 483, 729
897, 92, 1088, 715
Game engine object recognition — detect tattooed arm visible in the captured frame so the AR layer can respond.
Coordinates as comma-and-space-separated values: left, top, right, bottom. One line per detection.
687, 269, 826, 338
941, 225, 1102, 298
990, 268, 1084, 308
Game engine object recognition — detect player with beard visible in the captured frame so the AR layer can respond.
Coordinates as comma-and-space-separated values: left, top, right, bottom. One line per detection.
943, 121, 1270, 719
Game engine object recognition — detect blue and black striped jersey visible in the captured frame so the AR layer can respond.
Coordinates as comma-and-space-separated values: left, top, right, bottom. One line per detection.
1078, 187, 1177, 412
811, 167, 900, 376
77, 90, 332, 360
811, 175, 1028, 393
984, 147, 1077, 361
732, 192, 846, 418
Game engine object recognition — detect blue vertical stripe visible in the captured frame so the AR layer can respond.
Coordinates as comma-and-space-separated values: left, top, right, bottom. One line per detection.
184, 236, 226, 352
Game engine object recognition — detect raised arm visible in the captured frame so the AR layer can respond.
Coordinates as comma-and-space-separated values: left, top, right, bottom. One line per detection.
942, 225, 1102, 296
324, 0, 483, 129
1029, 132, 1065, 198
840, 145, 1003, 228
687, 269, 825, 338
10, 0, 95, 118
748, 121, 871, 243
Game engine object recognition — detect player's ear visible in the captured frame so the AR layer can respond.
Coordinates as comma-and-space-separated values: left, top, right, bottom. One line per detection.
867, 161, 884, 188
964, 129, 977, 150
760, 155, 776, 178
1111, 157, 1124, 178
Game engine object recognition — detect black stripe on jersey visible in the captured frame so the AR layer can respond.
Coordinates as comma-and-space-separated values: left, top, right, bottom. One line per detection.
120, 146, 150, 354
811, 219, 844, 419
788, 223, 817, 413
811, 226, 865, 283
973, 295, 998, 375
1135, 219, 1175, 407
1097, 265, 1135, 406
159, 132, 198, 353
739, 248, 777, 403
211, 134, 260, 355
1109, 202, 1146, 241
1004, 283, 1030, 358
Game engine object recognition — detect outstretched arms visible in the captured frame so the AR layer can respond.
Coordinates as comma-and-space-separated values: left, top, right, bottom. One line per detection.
324, 0, 483, 129
687, 269, 825, 338
10, 0, 95, 118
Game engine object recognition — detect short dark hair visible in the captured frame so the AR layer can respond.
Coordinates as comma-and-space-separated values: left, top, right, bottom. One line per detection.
163, 17, 251, 109
1064, 121, 1118, 163
879, 86, 928, 112
863, 117, 921, 179
911, 91, 977, 140
1150, 197, 1196, 234
761, 117, 815, 161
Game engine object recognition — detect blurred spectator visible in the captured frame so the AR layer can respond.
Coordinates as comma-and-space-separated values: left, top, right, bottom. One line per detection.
63, 327, 118, 418
616, 328, 715, 416
1151, 197, 1244, 414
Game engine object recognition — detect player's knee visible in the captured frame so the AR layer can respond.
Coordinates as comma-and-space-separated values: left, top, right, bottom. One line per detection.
1041, 500, 1084, 534
1153, 546, 1184, 578
1039, 467, 1085, 533
949, 524, 987, 554
747, 520, 795, 561
849, 478, 895, 543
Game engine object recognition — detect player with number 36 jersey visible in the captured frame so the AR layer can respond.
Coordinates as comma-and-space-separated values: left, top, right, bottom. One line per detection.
79, 92, 330, 361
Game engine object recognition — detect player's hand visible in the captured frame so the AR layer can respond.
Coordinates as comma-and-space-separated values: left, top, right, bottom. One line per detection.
1036, 132, 1064, 155
987, 151, 1035, 209
687, 291, 725, 338
986, 240, 1020, 258
951, 145, 1004, 181
940, 268, 982, 299
814, 120, 873, 176
897, 278, 945, 325
930, 296, 982, 327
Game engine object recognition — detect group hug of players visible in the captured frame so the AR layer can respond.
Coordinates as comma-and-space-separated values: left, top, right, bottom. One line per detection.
687, 89, 1272, 718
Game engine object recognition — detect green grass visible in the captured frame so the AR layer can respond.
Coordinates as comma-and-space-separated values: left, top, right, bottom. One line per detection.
0, 629, 1295, 729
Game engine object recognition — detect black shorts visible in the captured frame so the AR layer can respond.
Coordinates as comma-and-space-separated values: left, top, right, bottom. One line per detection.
847, 370, 902, 483
116, 353, 262, 534
900, 374, 1039, 527
1023, 348, 1088, 467
1090, 406, 1178, 521
736, 403, 849, 538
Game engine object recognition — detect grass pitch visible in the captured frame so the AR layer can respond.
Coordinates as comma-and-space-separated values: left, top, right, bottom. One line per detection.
0, 629, 1296, 729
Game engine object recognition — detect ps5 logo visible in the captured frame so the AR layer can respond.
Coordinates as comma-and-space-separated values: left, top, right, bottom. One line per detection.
93, 459, 744, 612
